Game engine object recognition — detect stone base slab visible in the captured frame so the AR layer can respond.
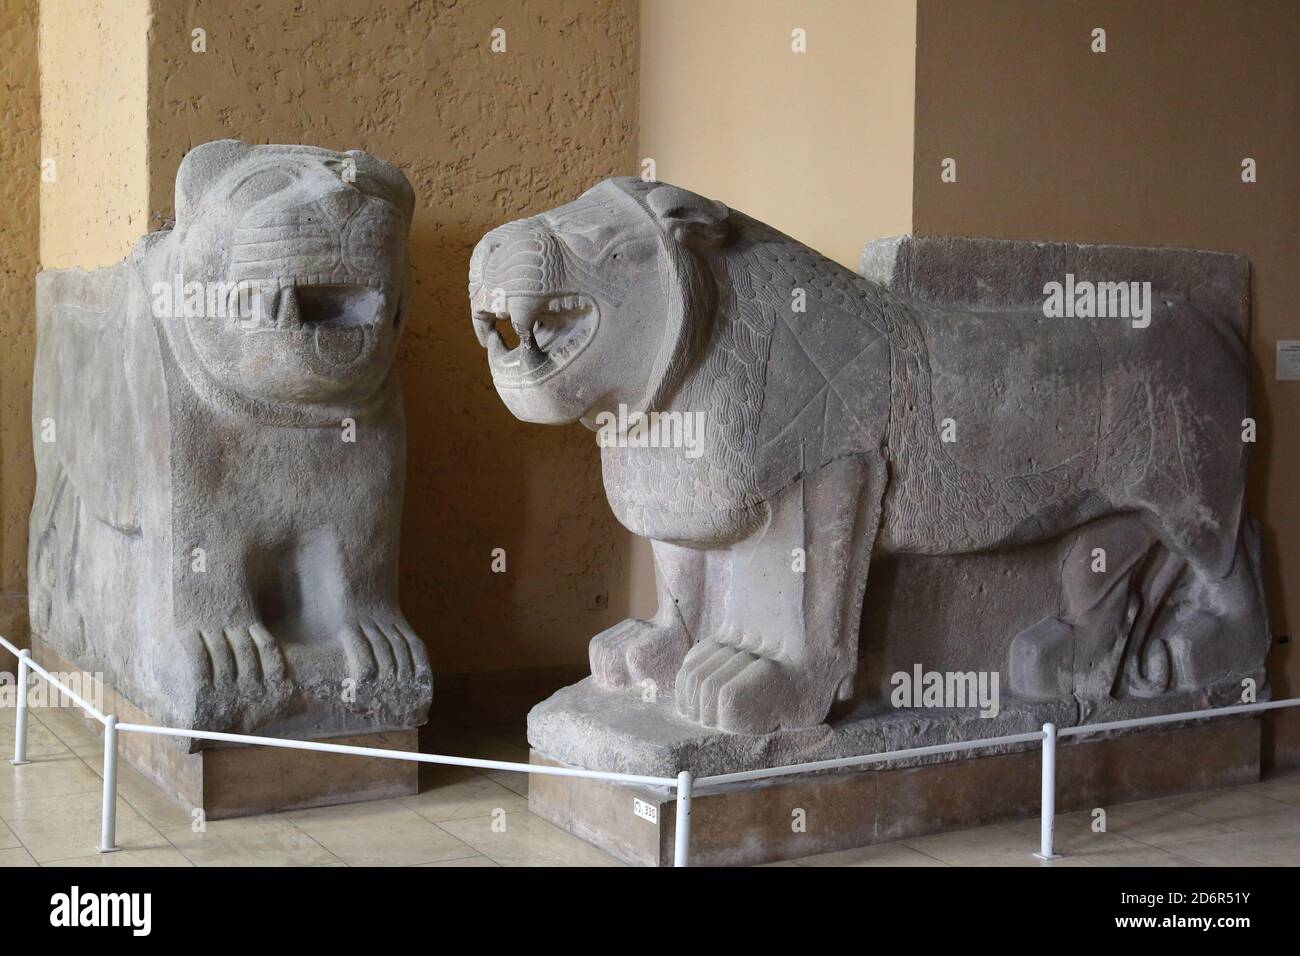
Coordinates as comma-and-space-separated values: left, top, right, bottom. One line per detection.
33, 637, 417, 819
530, 717, 1261, 866
528, 677, 1255, 779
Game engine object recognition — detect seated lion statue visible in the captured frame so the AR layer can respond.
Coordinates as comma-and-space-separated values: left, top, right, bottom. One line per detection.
469, 177, 1267, 735
30, 140, 431, 735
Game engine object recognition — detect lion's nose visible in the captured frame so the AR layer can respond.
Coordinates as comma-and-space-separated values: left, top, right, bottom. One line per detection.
468, 220, 564, 354
473, 219, 558, 291
471, 229, 513, 278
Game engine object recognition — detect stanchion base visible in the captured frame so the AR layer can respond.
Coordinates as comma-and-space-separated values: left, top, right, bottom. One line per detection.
1032, 852, 1062, 861
97, 845, 121, 854
9, 759, 30, 766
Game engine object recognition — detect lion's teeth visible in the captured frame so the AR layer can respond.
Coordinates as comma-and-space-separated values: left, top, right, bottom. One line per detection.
277, 287, 302, 328
472, 315, 498, 346
508, 298, 541, 334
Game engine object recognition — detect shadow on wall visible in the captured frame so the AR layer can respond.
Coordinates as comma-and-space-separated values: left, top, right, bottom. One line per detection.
399, 225, 637, 683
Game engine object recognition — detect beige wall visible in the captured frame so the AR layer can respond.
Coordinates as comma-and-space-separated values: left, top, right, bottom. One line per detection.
913, 0, 1300, 699
0, 0, 40, 652
38, 0, 150, 268
639, 0, 916, 269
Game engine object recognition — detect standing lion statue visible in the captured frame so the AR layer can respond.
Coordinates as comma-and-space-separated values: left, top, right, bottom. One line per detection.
469, 177, 1267, 735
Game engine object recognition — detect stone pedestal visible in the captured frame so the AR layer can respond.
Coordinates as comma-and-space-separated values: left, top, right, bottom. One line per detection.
34, 638, 416, 820
530, 716, 1260, 867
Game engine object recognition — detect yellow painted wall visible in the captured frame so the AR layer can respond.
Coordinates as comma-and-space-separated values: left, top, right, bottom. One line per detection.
0, 0, 40, 653
38, 0, 150, 268
639, 0, 917, 269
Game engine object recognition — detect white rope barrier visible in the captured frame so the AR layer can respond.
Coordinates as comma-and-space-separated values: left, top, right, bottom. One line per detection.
4, 631, 1297, 867
114, 720, 677, 787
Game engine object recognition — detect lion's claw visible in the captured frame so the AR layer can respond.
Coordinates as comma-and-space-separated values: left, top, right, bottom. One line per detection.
675, 636, 839, 734
338, 617, 429, 685
590, 617, 690, 693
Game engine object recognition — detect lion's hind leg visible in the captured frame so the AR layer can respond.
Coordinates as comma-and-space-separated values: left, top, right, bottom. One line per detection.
1006, 509, 1257, 706
1008, 517, 1163, 702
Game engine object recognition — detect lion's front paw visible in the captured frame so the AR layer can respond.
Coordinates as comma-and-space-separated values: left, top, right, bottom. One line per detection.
590, 617, 690, 692
338, 616, 430, 686
193, 622, 288, 689
674, 636, 839, 734
168, 623, 292, 729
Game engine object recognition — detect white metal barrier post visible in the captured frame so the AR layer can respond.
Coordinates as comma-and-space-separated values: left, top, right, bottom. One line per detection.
1034, 721, 1059, 860
10, 649, 31, 766
674, 770, 693, 867
99, 715, 120, 853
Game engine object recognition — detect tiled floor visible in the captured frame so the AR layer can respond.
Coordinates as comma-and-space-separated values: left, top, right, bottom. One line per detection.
2, 703, 1298, 867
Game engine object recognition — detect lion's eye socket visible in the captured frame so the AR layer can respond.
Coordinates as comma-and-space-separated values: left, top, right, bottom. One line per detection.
607, 238, 657, 265
555, 228, 609, 260
231, 169, 294, 204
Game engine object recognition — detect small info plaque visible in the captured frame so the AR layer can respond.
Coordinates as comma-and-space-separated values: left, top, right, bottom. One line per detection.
1278, 341, 1300, 381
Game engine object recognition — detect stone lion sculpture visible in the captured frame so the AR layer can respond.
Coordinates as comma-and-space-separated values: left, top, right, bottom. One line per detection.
470, 177, 1268, 735
30, 140, 431, 735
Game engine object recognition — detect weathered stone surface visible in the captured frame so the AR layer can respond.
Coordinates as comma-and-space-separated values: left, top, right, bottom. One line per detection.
530, 677, 1074, 778
527, 670, 1257, 778
30, 140, 431, 738
857, 234, 1269, 720
470, 180, 1269, 775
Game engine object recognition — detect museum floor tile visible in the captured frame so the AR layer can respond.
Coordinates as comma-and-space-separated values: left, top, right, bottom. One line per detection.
1, 703, 1298, 867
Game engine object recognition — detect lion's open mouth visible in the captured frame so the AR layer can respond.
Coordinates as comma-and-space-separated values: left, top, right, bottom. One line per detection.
225, 277, 394, 366
472, 293, 599, 387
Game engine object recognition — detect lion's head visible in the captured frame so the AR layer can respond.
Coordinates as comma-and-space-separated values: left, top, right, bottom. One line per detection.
166, 140, 414, 408
468, 178, 729, 425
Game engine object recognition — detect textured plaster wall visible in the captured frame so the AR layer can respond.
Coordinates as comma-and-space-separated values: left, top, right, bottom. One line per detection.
912, 0, 1300, 700
38, 0, 150, 268
0, 0, 39, 649
639, 0, 916, 269
145, 0, 641, 677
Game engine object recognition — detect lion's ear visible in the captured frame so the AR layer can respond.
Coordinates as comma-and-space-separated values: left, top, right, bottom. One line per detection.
646, 184, 730, 246
343, 150, 416, 221
175, 140, 253, 227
